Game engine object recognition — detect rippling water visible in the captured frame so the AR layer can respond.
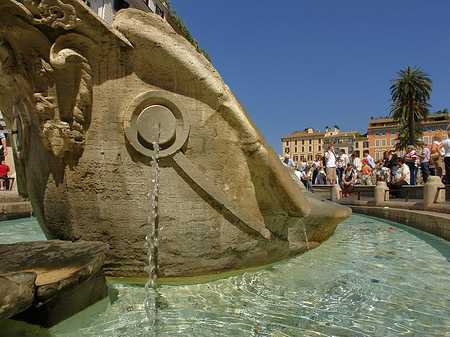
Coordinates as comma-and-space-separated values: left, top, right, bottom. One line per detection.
1, 214, 449, 336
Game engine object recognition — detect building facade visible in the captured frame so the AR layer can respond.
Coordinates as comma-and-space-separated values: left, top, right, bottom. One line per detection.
353, 134, 370, 158
323, 127, 357, 158
367, 113, 449, 160
281, 128, 325, 164
81, 0, 184, 37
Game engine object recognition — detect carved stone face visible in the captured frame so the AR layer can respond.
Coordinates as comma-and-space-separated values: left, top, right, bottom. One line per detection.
0, 1, 350, 278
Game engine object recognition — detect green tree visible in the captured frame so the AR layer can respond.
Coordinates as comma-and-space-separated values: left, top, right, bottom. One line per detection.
389, 66, 432, 148
394, 120, 424, 150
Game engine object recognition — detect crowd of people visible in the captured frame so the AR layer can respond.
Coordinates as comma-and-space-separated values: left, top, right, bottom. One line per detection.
282, 126, 450, 196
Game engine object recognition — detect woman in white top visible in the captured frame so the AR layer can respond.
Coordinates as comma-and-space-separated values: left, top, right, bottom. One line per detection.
438, 127, 450, 184
351, 151, 362, 184
431, 132, 445, 177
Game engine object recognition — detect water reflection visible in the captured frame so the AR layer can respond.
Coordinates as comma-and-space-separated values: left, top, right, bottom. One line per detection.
0, 214, 448, 336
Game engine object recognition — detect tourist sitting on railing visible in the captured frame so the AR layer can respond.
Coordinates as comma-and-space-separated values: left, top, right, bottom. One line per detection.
388, 158, 410, 197
0, 160, 10, 190
300, 165, 314, 192
340, 163, 357, 197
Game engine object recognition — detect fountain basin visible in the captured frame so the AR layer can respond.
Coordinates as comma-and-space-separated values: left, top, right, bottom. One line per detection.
0, 215, 448, 336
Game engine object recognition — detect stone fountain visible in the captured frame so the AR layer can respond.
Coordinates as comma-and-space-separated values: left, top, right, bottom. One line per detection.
0, 0, 350, 279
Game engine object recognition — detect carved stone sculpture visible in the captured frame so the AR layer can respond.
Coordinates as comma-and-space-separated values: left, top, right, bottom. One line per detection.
0, 1, 351, 278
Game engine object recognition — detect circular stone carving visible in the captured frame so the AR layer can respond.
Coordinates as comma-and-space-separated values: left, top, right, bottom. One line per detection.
124, 91, 190, 158
137, 105, 176, 146
11, 103, 28, 160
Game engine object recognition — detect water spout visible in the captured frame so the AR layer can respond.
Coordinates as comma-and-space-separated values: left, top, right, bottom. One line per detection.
144, 121, 160, 320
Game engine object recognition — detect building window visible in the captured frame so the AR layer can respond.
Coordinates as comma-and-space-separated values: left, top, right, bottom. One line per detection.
355, 142, 359, 148
381, 139, 386, 147
381, 130, 387, 136
318, 139, 322, 144
390, 138, 395, 146
308, 154, 313, 161
423, 136, 429, 144
309, 146, 312, 152
155, 5, 165, 18
375, 150, 380, 161
302, 146, 305, 152
424, 125, 438, 132
302, 140, 304, 145
309, 139, 312, 144
285, 148, 289, 154
375, 139, 380, 147
301, 155, 305, 161
363, 141, 369, 148
293, 155, 298, 162
318, 145, 321, 151
286, 141, 289, 146
294, 147, 298, 153
295, 140, 297, 146
390, 129, 396, 135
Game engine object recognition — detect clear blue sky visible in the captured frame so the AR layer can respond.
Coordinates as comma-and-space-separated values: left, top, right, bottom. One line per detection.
170, 0, 450, 153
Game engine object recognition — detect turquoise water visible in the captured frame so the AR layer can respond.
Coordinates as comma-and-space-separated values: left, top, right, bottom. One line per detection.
1, 214, 449, 336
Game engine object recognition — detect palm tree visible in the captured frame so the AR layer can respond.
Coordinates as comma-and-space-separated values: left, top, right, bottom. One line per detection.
389, 66, 432, 147
394, 119, 424, 150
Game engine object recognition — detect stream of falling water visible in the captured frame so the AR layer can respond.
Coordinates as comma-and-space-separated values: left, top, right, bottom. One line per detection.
144, 122, 160, 323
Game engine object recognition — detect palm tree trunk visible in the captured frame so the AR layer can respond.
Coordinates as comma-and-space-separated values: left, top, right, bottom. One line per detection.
408, 97, 415, 146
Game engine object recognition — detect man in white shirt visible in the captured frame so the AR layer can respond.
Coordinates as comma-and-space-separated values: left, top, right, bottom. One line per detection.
325, 145, 337, 185
388, 158, 409, 197
282, 154, 296, 171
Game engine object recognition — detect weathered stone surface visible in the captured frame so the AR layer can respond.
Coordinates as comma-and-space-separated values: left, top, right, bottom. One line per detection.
0, 240, 109, 301
12, 269, 108, 328
0, 1, 351, 278
0, 240, 109, 326
0, 272, 36, 321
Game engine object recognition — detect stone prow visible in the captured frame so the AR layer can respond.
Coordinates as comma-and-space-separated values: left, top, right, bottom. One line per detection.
0, 1, 350, 278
